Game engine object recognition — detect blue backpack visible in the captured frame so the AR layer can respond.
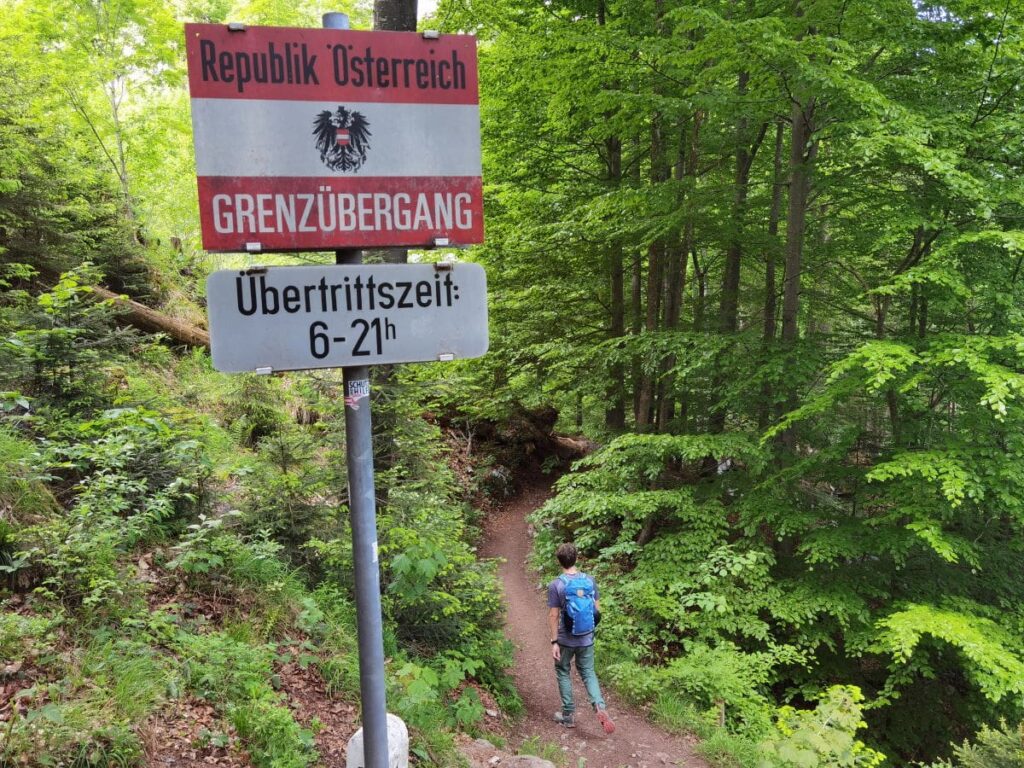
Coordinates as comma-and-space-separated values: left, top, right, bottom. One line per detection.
560, 573, 598, 635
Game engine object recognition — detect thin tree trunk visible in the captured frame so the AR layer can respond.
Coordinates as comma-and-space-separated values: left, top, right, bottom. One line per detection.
105, 79, 134, 219
781, 98, 814, 345
758, 120, 785, 430
692, 251, 707, 332
718, 71, 751, 337
606, 134, 627, 431
656, 243, 683, 431
631, 247, 643, 420
712, 72, 757, 433
374, 0, 416, 32
630, 133, 644, 422
636, 241, 663, 428
636, 107, 670, 429
779, 96, 816, 450
658, 115, 699, 432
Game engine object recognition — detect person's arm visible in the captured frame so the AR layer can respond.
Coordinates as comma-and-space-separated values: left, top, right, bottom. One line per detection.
549, 606, 561, 660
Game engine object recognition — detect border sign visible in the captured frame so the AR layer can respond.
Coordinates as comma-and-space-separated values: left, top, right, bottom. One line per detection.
206, 263, 488, 372
185, 24, 483, 252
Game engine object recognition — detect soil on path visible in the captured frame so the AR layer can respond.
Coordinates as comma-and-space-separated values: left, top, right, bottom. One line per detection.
479, 479, 709, 768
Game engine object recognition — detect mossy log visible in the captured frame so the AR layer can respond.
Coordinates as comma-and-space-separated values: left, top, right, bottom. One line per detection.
90, 285, 210, 348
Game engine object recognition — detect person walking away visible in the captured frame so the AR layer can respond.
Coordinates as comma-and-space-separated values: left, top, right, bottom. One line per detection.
547, 542, 615, 733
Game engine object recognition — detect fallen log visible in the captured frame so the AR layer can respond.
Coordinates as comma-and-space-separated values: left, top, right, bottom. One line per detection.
90, 285, 210, 349
33, 265, 211, 349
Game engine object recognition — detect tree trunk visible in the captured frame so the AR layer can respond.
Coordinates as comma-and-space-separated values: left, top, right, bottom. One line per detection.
781, 98, 815, 344
692, 251, 707, 332
374, 0, 417, 32
657, 116, 698, 432
656, 242, 683, 431
631, 247, 643, 420
635, 241, 663, 429
758, 120, 785, 430
90, 285, 210, 348
636, 109, 670, 430
712, 72, 756, 433
779, 96, 816, 450
606, 133, 627, 431
718, 71, 751, 337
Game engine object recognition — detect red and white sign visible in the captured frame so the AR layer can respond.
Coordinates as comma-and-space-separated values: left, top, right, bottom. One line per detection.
185, 24, 483, 252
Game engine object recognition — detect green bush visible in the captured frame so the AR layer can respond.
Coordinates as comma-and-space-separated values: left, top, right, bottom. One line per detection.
757, 686, 885, 768
607, 644, 774, 734
0, 424, 57, 524
0, 639, 168, 767
1, 706, 142, 768
242, 429, 333, 562
221, 374, 285, 448
0, 266, 137, 408
177, 630, 316, 767
929, 722, 1024, 768
229, 698, 316, 768
0, 611, 59, 664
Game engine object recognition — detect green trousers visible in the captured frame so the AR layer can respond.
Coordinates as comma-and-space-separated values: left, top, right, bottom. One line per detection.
554, 643, 605, 714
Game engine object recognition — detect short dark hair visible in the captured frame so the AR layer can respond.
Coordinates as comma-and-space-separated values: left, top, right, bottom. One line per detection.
556, 543, 578, 569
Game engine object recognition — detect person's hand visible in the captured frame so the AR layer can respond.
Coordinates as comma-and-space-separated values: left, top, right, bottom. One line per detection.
551, 642, 561, 661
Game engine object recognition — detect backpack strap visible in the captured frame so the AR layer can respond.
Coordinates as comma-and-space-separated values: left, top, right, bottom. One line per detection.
558, 573, 571, 605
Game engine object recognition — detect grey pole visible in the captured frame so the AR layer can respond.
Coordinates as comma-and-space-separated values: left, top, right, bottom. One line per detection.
326, 12, 389, 767
341, 357, 390, 768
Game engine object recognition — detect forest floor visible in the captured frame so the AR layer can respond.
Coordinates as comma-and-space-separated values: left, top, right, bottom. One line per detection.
479, 478, 709, 768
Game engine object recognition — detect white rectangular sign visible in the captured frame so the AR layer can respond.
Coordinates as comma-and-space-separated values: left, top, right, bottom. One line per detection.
185, 24, 483, 252
206, 263, 488, 372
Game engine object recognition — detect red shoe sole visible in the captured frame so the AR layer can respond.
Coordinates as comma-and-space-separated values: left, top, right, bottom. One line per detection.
597, 709, 615, 734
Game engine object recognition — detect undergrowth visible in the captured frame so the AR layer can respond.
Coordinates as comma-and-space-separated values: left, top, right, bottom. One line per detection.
0, 266, 517, 766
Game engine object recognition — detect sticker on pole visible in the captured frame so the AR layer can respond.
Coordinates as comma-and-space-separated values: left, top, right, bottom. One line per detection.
184, 23, 483, 252
345, 379, 370, 410
206, 263, 488, 372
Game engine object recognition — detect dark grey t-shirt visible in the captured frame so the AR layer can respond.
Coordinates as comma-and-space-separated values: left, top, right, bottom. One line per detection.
547, 572, 598, 648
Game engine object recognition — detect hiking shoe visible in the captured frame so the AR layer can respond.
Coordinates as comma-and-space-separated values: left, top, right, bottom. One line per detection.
596, 707, 615, 734
553, 711, 576, 728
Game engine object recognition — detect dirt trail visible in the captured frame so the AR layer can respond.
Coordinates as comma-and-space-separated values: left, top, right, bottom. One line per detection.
479, 480, 709, 768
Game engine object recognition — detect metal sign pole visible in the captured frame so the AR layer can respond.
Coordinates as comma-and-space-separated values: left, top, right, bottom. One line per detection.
326, 14, 388, 768
335, 237, 389, 768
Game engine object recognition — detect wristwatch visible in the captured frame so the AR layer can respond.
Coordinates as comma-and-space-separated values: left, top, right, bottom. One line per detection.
551, 639, 558, 644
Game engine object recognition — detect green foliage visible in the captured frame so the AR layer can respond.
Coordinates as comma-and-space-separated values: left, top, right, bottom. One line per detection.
517, 735, 566, 766
1, 266, 137, 406
222, 374, 285, 448
166, 512, 242, 575
1, 709, 142, 768
1, 638, 168, 767
651, 692, 761, 768
10, 0, 1024, 762
757, 687, 885, 768
177, 630, 316, 767
0, 611, 59, 666
930, 722, 1024, 768
874, 605, 1024, 705
230, 698, 316, 768
607, 644, 774, 734
12, 406, 205, 619
0, 423, 57, 534
243, 427, 333, 561
393, 653, 487, 731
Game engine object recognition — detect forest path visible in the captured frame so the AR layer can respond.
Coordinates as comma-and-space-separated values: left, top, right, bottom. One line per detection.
479, 479, 709, 768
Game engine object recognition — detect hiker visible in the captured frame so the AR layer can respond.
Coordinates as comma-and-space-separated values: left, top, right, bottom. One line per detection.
548, 542, 615, 734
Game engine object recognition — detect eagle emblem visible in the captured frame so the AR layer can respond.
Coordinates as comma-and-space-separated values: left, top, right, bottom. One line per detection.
313, 106, 371, 172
